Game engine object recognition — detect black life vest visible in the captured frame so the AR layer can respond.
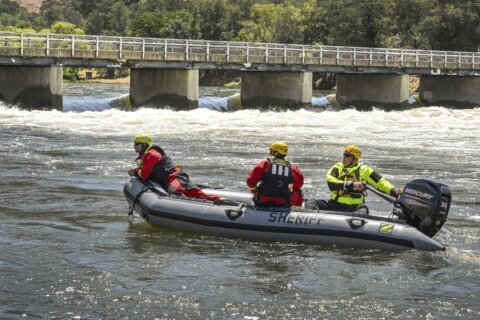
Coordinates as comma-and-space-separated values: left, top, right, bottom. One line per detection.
148, 145, 176, 189
256, 157, 293, 207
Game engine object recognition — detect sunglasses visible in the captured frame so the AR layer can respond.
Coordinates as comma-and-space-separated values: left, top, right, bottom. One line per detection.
343, 153, 354, 158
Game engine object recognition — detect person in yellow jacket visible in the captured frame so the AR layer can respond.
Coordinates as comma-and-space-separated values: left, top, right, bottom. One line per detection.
306, 145, 402, 212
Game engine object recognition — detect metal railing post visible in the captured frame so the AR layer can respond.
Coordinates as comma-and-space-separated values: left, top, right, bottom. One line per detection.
246, 43, 250, 63
265, 44, 269, 63
353, 48, 356, 66
302, 45, 305, 64
71, 35, 75, 57
458, 52, 461, 69
119, 37, 123, 59
400, 49, 404, 67
206, 41, 210, 61
185, 40, 189, 60
319, 47, 323, 64
444, 52, 448, 69
284, 45, 287, 64
164, 39, 167, 60
369, 50, 372, 67
46, 34, 49, 56
415, 51, 419, 67
336, 47, 340, 65
142, 39, 145, 60
430, 51, 433, 68
226, 42, 230, 62
20, 33, 24, 56
96, 36, 99, 58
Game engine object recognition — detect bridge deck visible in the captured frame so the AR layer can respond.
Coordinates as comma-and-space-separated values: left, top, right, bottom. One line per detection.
0, 32, 479, 75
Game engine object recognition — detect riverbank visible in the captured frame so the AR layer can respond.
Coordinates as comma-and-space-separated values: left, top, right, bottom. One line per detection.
68, 74, 421, 92
73, 76, 130, 84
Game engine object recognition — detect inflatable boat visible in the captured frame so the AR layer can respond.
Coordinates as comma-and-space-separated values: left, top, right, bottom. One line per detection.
123, 178, 451, 251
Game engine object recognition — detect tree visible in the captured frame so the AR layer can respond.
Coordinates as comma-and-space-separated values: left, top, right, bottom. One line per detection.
236, 3, 283, 42
0, 0, 22, 15
275, 1, 310, 44
305, 0, 392, 47
414, 1, 480, 51
45, 21, 84, 34
85, 0, 129, 35
41, 2, 85, 30
0, 0, 38, 30
388, 0, 430, 48
194, 0, 228, 40
130, 11, 195, 38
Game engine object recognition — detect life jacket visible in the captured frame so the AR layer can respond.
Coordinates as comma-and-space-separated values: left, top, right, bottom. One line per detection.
331, 164, 365, 205
256, 157, 293, 207
148, 145, 176, 189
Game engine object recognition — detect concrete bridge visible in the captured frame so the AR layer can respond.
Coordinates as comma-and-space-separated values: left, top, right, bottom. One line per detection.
1, 32, 479, 110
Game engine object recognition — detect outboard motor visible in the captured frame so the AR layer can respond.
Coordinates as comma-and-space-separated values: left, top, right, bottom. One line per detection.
397, 179, 451, 237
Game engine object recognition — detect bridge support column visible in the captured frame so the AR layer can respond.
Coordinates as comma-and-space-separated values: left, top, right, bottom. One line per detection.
241, 71, 312, 109
336, 74, 409, 109
130, 69, 198, 110
0, 66, 62, 110
419, 76, 480, 107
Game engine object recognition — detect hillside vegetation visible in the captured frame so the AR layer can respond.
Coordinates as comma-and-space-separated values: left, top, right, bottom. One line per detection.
2, 0, 480, 51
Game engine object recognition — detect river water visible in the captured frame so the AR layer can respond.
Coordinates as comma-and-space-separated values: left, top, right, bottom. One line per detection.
1, 83, 479, 319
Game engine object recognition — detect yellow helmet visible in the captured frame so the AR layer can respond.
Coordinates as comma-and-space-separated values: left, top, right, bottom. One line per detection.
269, 141, 288, 156
134, 133, 153, 148
344, 145, 362, 159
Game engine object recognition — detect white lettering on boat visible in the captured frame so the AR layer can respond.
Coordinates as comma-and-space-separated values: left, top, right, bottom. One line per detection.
404, 187, 434, 200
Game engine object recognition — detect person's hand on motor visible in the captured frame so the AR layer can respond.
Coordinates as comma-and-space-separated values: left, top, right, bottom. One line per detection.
391, 187, 402, 197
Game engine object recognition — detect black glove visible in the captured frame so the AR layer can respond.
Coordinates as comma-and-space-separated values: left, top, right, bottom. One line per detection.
390, 187, 402, 197
344, 181, 354, 191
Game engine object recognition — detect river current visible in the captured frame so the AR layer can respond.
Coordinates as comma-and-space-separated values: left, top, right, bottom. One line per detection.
0, 83, 479, 319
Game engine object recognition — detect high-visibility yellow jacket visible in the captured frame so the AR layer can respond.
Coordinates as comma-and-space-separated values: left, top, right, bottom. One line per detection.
326, 162, 395, 206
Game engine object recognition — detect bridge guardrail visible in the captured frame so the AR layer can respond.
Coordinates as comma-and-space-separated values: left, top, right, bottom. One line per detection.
0, 32, 479, 71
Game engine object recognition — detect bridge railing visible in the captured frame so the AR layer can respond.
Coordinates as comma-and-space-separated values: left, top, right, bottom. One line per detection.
0, 32, 479, 70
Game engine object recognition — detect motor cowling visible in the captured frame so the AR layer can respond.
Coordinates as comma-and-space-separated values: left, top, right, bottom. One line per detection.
398, 179, 451, 237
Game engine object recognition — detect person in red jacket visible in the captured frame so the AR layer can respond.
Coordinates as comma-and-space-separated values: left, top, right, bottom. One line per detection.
128, 133, 220, 202
247, 141, 304, 208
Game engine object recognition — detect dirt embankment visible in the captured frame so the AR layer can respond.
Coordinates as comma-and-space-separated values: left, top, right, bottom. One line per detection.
80, 77, 130, 84
410, 76, 420, 92
14, 0, 44, 13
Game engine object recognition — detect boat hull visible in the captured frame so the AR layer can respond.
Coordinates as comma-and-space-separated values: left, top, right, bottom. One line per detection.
124, 178, 445, 251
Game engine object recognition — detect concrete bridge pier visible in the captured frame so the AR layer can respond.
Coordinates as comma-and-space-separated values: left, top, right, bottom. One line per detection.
419, 76, 480, 108
130, 69, 198, 110
0, 66, 62, 110
336, 74, 409, 109
241, 71, 312, 109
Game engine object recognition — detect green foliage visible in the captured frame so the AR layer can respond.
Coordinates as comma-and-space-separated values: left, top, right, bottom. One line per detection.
0, 0, 477, 51
130, 11, 195, 38
237, 3, 283, 42
1, 25, 36, 33
413, 1, 480, 51
45, 21, 85, 35
0, 0, 38, 31
63, 67, 81, 82
85, 0, 129, 35
0, 0, 22, 15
